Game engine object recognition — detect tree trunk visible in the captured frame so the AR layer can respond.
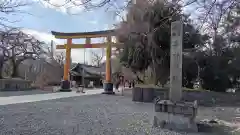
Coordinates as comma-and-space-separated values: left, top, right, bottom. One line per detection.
11, 63, 19, 77
0, 64, 3, 79
11, 58, 21, 78
0, 55, 4, 79
150, 49, 158, 85
11, 57, 25, 78
0, 69, 2, 79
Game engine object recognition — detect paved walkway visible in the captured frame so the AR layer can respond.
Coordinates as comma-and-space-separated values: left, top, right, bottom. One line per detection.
0, 89, 104, 106
0, 90, 54, 97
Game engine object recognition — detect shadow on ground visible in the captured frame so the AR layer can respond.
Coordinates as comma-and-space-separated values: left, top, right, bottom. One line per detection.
197, 120, 240, 135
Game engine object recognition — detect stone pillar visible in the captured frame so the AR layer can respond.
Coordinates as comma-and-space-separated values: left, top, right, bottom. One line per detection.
153, 21, 198, 132
169, 21, 183, 102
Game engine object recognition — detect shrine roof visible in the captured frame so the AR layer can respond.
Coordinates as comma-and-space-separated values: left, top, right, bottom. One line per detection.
70, 63, 105, 77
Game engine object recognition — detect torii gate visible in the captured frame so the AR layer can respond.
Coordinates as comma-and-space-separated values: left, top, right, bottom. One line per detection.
51, 30, 119, 94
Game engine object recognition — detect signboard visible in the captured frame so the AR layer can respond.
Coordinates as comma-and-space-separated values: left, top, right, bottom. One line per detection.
169, 21, 183, 102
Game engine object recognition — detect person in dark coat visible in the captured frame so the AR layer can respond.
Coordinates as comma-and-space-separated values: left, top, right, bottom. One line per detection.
100, 79, 103, 87
128, 80, 132, 88
132, 80, 135, 88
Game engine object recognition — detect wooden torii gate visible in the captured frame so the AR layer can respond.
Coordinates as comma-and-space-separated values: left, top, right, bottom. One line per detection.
51, 30, 119, 94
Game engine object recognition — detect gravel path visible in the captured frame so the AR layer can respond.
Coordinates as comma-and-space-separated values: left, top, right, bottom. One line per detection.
0, 93, 239, 135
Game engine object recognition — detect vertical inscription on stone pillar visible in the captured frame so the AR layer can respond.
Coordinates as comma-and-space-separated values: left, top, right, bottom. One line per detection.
169, 21, 183, 102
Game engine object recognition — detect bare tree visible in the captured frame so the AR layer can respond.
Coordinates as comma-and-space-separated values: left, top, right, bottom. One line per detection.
0, 28, 46, 77
0, 0, 32, 78
195, 0, 239, 54
0, 45, 9, 78
1, 60, 12, 77
54, 51, 65, 67
0, 0, 30, 28
91, 50, 104, 67
45, 40, 65, 68
42, 0, 124, 10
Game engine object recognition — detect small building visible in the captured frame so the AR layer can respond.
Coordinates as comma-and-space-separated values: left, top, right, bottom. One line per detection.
70, 63, 105, 88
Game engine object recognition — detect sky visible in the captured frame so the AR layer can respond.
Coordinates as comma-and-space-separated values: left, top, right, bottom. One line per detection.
4, 0, 197, 64
6, 0, 119, 63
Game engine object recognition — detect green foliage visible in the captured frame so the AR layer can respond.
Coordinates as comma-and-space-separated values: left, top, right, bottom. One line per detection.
182, 55, 198, 89
198, 55, 230, 92
195, 46, 240, 92
117, 1, 207, 86
119, 35, 150, 72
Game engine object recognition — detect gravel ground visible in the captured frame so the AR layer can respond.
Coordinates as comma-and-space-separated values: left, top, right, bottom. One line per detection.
0, 92, 239, 135
0, 90, 55, 97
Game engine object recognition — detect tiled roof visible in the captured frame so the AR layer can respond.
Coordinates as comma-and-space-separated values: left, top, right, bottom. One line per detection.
70, 63, 105, 77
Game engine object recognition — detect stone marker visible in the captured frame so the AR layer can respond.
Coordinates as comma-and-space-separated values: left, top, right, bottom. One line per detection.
169, 21, 183, 102
153, 21, 198, 132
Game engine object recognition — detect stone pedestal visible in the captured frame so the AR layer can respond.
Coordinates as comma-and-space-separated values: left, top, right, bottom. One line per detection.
132, 87, 143, 102
153, 99, 198, 132
102, 82, 115, 95
142, 88, 154, 102
60, 80, 72, 92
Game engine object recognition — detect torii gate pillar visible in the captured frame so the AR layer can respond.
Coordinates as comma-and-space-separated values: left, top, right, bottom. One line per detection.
102, 36, 114, 94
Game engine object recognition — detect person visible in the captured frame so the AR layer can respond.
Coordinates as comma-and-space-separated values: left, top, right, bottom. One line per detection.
89, 81, 94, 88
76, 82, 85, 93
100, 79, 103, 87
120, 76, 124, 87
72, 80, 76, 88
115, 79, 120, 92
129, 80, 132, 88
132, 80, 135, 88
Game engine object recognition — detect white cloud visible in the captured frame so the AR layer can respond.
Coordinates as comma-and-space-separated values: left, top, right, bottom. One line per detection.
21, 28, 92, 63
21, 28, 62, 44
36, 0, 84, 14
